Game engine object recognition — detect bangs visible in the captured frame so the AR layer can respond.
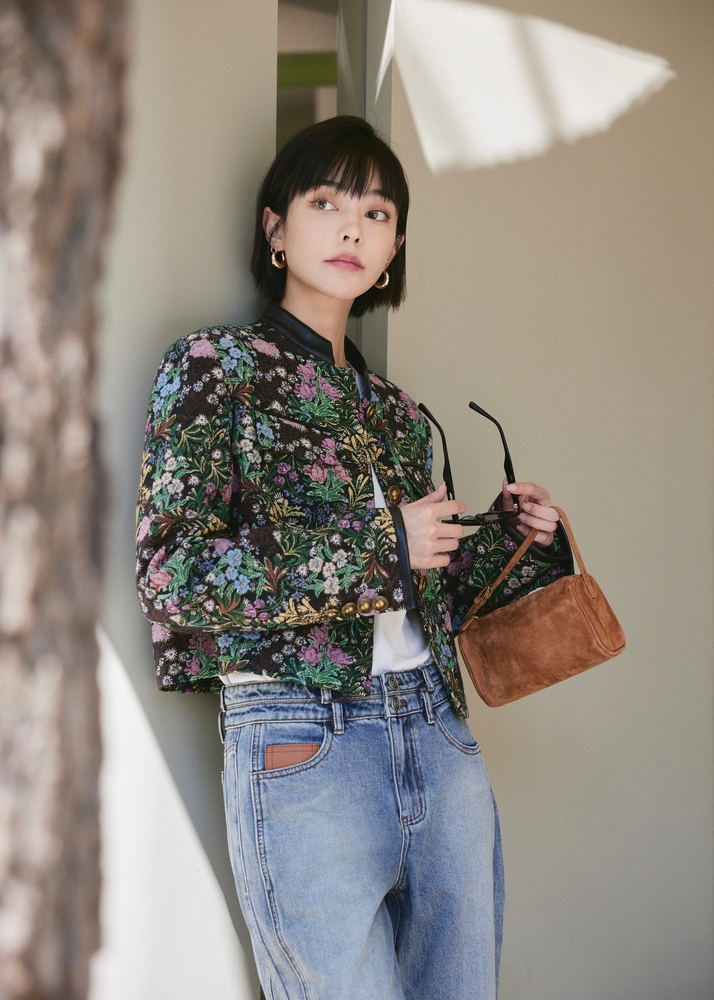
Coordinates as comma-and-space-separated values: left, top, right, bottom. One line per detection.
287, 142, 407, 222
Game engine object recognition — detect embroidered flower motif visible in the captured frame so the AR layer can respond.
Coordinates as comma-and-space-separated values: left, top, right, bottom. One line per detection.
295, 381, 316, 401
190, 339, 217, 358
252, 338, 281, 357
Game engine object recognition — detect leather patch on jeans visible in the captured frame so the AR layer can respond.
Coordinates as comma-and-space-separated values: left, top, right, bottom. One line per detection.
264, 743, 320, 770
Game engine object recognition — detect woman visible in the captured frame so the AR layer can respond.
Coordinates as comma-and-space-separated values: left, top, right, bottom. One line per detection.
136, 116, 571, 1000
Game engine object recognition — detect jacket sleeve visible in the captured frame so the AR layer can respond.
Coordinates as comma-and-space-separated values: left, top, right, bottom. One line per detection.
136, 336, 406, 632
443, 495, 574, 632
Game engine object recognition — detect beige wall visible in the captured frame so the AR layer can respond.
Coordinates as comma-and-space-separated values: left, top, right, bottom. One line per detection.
96, 0, 278, 995
388, 1, 713, 998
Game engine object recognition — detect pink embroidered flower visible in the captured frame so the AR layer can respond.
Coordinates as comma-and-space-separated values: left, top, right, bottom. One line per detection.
221, 481, 232, 503
399, 391, 420, 421
198, 635, 217, 654
277, 462, 290, 475
151, 623, 170, 642
206, 482, 216, 497
150, 569, 171, 590
295, 381, 316, 401
138, 516, 151, 542
308, 626, 329, 645
302, 646, 321, 666
334, 465, 351, 483
251, 337, 281, 357
214, 538, 232, 556
186, 656, 201, 675
306, 462, 327, 484
296, 362, 316, 380
322, 438, 338, 464
327, 646, 351, 666
369, 374, 385, 387
190, 339, 217, 358
318, 377, 342, 399
148, 546, 166, 572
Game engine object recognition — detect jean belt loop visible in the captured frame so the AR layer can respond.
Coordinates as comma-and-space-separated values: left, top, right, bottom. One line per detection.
320, 687, 332, 705
421, 665, 435, 692
331, 699, 345, 734
420, 686, 435, 724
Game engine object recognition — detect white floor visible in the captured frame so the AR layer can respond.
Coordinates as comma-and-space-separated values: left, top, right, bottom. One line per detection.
89, 629, 254, 1000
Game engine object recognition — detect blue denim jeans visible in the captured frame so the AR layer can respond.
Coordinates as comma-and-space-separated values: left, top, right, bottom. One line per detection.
219, 662, 504, 1000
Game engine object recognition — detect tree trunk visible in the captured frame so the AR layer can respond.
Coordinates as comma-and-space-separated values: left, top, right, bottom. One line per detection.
0, 2, 126, 997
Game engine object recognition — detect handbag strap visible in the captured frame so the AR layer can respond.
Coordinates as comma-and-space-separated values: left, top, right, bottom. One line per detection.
458, 505, 595, 633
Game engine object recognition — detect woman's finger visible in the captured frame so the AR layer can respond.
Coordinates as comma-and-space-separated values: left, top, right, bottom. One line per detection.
505, 481, 551, 504
520, 502, 559, 522
518, 512, 558, 533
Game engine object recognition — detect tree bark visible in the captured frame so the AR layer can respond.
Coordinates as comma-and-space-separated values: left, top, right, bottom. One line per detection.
0, 2, 125, 997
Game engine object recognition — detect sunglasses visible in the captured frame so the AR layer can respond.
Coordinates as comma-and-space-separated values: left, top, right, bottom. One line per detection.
417, 401, 520, 526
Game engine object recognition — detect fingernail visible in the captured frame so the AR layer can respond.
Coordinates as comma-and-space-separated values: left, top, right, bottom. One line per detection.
523, 502, 531, 511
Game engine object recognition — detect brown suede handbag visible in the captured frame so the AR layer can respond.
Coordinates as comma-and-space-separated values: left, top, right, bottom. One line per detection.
457, 507, 626, 707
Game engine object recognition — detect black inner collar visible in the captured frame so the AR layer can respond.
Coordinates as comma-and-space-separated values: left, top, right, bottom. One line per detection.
260, 302, 369, 380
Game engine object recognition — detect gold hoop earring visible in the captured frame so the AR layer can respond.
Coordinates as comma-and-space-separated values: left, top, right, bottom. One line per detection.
374, 269, 389, 289
271, 247, 286, 269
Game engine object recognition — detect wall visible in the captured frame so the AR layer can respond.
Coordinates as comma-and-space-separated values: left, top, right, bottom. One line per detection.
388, 1, 713, 998
92, 0, 277, 996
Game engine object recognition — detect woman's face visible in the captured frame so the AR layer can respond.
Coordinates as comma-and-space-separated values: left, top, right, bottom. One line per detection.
264, 178, 403, 304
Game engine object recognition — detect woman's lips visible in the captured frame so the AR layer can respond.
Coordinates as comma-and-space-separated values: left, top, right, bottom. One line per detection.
326, 255, 363, 272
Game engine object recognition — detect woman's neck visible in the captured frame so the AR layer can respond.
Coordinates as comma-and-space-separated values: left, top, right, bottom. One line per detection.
280, 285, 352, 368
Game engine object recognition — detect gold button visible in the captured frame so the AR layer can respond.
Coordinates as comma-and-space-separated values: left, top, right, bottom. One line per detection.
341, 602, 357, 616
388, 675, 399, 689
418, 574, 428, 595
357, 597, 373, 614
373, 595, 388, 611
365, 402, 377, 423
386, 484, 402, 505
325, 608, 339, 619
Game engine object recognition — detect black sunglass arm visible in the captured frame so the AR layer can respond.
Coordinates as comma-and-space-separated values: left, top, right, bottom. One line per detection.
417, 402, 459, 523
468, 402, 517, 486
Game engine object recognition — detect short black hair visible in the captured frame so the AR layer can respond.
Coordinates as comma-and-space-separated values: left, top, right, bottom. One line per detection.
251, 116, 409, 317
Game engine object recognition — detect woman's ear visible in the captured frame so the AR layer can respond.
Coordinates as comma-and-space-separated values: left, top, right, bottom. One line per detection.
384, 233, 405, 268
263, 206, 283, 247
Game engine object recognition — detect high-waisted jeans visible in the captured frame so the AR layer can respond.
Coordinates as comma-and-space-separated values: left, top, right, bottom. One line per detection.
219, 662, 504, 1000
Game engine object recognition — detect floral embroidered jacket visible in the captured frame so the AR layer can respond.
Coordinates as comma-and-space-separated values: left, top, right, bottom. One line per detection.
136, 304, 572, 717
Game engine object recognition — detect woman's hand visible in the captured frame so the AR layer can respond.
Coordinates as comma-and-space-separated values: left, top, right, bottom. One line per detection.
401, 482, 465, 569
502, 478, 559, 546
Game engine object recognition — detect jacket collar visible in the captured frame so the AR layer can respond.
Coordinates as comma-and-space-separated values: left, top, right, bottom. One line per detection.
260, 302, 369, 380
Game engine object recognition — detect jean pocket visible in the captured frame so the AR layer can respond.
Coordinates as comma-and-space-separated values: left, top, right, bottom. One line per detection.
254, 720, 332, 776
433, 701, 481, 755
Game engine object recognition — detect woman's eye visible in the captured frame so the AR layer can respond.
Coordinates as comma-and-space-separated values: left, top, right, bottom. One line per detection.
367, 209, 389, 221
312, 198, 336, 210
